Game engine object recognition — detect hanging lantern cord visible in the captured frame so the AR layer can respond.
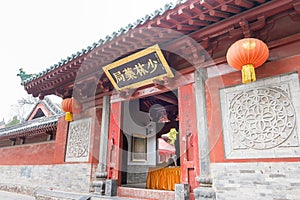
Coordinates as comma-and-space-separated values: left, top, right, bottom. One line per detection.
65, 112, 73, 122
242, 64, 256, 84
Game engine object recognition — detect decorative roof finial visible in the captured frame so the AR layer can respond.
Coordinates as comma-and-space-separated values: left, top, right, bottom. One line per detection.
17, 68, 36, 85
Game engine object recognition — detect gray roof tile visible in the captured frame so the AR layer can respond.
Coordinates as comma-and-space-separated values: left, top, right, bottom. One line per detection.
24, 97, 62, 121
0, 114, 61, 138
21, 1, 182, 85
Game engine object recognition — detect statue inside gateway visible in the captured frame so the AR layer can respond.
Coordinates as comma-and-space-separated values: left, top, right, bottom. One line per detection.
120, 90, 180, 190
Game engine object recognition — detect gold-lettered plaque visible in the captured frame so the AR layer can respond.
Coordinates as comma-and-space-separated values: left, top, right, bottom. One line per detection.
103, 44, 174, 90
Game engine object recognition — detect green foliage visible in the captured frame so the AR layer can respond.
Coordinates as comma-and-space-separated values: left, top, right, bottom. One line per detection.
167, 128, 178, 145
6, 116, 20, 127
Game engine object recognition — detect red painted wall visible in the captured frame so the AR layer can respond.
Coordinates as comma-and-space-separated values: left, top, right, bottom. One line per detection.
53, 109, 101, 165
0, 116, 68, 165
53, 116, 69, 164
0, 142, 55, 165
207, 55, 300, 163
0, 110, 102, 166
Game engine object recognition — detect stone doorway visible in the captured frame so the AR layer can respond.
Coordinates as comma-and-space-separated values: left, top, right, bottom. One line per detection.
120, 90, 180, 190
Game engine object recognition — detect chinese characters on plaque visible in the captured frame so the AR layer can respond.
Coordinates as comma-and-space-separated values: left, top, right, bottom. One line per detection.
103, 44, 174, 90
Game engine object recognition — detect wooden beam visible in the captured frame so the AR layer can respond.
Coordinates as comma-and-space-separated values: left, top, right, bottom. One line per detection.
117, 88, 135, 99
188, 18, 209, 26
98, 79, 110, 92
267, 32, 300, 49
189, 2, 203, 15
201, 2, 213, 10
235, 0, 254, 9
158, 29, 179, 39
239, 18, 252, 37
177, 24, 198, 31
122, 36, 139, 43
111, 73, 194, 103
24, 0, 295, 99
250, 15, 266, 30
293, 2, 300, 14
156, 18, 173, 28
166, 13, 180, 24
178, 7, 193, 19
199, 14, 220, 22
154, 94, 178, 105
209, 9, 230, 18
256, 0, 266, 3
221, 4, 242, 14
138, 27, 157, 37
169, 0, 294, 49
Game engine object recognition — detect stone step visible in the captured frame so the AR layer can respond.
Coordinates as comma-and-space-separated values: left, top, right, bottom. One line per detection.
34, 189, 155, 200
92, 180, 105, 187
34, 189, 91, 200
91, 196, 155, 200
91, 196, 139, 200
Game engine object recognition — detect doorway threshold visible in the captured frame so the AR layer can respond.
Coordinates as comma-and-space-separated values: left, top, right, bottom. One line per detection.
121, 183, 146, 189
118, 187, 174, 200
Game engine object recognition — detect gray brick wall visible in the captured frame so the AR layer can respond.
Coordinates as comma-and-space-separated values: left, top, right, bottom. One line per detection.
0, 164, 92, 195
211, 162, 300, 200
126, 165, 148, 184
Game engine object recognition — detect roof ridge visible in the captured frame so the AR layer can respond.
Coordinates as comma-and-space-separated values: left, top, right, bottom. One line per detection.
0, 114, 62, 137
42, 97, 62, 115
24, 97, 62, 121
21, 0, 184, 85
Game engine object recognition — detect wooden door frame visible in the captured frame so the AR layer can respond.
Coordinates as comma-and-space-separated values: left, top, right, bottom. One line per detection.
107, 84, 200, 191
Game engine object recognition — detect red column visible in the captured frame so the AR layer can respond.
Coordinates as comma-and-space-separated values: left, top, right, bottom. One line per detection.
178, 83, 200, 191
106, 101, 122, 184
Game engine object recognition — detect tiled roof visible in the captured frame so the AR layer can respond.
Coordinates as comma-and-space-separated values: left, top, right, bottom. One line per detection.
21, 0, 185, 85
22, 0, 278, 98
0, 119, 5, 126
42, 97, 62, 115
0, 114, 61, 139
24, 97, 62, 121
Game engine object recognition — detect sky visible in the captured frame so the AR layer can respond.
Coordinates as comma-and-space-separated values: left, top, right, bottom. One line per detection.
0, 0, 176, 122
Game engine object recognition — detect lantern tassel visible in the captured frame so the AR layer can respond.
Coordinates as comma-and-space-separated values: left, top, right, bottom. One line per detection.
65, 112, 73, 122
242, 64, 256, 84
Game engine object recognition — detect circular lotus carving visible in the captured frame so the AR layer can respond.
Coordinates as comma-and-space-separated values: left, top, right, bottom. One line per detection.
229, 87, 296, 149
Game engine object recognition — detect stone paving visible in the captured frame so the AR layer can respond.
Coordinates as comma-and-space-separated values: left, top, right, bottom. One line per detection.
34, 189, 143, 200
0, 190, 35, 200
0, 189, 150, 200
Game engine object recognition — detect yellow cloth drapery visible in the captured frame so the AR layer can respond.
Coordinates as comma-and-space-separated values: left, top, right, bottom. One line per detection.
146, 167, 180, 190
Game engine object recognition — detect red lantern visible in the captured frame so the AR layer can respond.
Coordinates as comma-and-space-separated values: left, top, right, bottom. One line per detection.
226, 38, 269, 84
61, 98, 82, 121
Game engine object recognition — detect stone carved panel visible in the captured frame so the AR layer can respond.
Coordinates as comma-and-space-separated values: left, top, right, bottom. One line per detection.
220, 73, 300, 158
65, 118, 92, 162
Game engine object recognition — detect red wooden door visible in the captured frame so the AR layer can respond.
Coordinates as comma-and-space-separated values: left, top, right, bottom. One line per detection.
178, 84, 200, 191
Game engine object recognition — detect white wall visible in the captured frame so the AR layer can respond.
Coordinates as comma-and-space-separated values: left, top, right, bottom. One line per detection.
122, 100, 156, 166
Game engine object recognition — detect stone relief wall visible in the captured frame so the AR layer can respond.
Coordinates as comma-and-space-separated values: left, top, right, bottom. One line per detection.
220, 73, 300, 158
65, 118, 92, 162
